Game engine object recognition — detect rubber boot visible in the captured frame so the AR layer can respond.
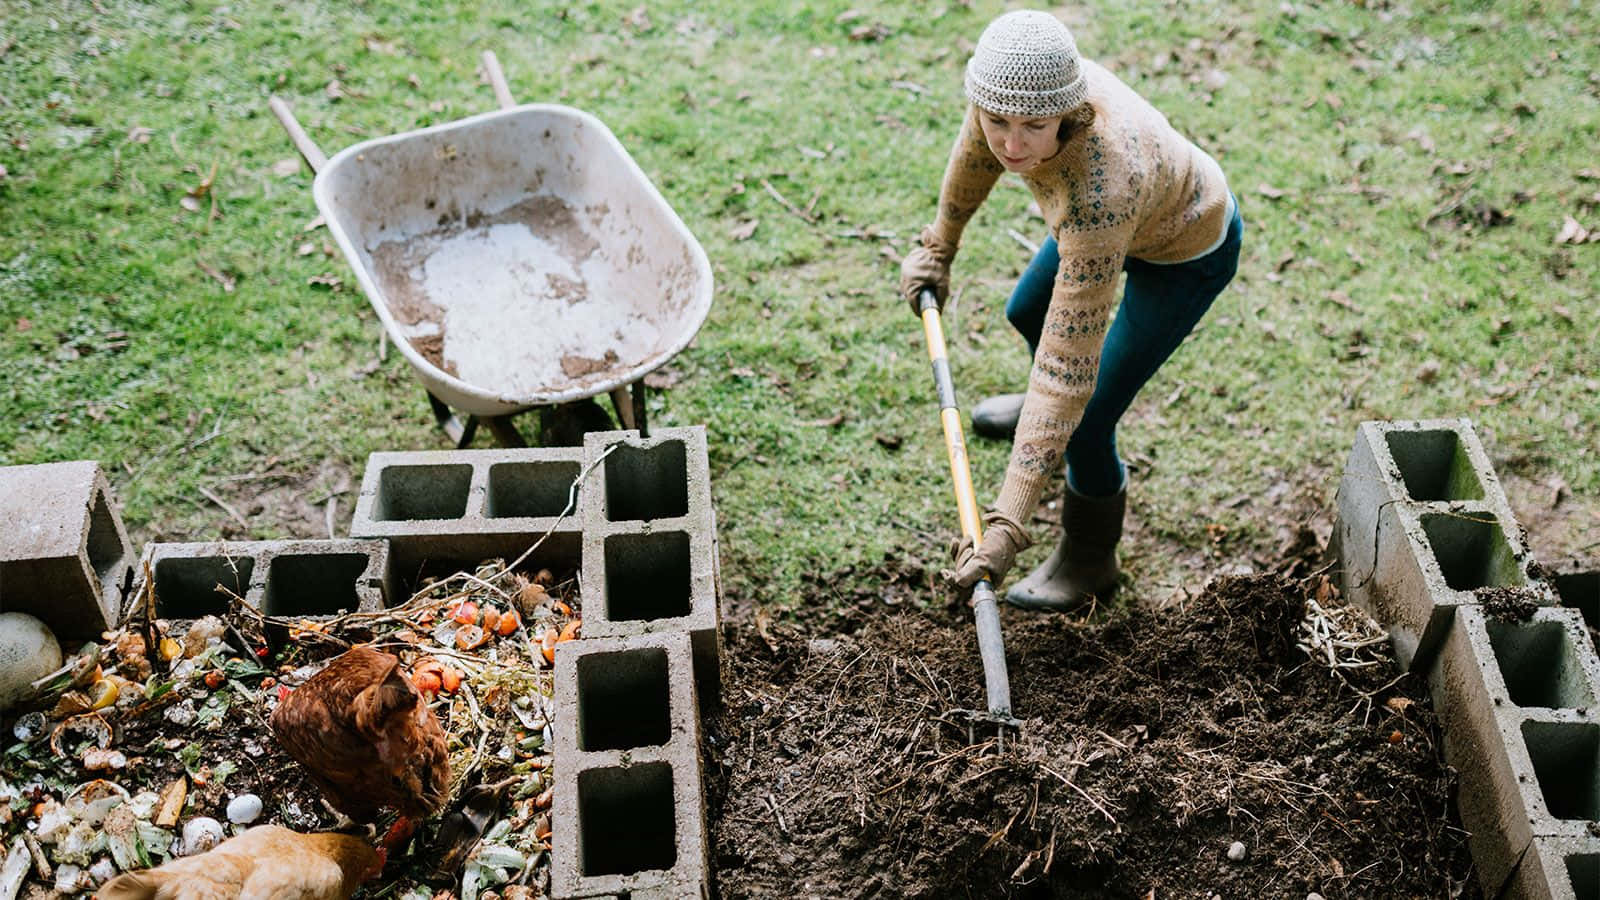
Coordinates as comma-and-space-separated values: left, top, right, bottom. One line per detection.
1005, 484, 1125, 612
971, 394, 1025, 439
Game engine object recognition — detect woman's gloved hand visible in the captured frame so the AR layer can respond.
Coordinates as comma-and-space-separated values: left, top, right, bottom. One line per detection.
944, 509, 1033, 591
899, 226, 958, 316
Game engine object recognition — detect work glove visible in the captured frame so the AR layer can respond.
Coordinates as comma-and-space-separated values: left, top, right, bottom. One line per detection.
943, 509, 1033, 593
899, 225, 958, 317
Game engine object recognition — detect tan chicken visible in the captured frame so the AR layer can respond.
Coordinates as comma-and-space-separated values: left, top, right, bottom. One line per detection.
270, 646, 451, 858
96, 824, 379, 900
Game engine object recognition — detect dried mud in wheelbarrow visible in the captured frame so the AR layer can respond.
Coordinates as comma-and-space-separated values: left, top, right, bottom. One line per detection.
708, 569, 1478, 899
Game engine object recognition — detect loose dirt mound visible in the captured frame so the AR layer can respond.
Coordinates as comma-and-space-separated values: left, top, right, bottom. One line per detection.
708, 572, 1476, 899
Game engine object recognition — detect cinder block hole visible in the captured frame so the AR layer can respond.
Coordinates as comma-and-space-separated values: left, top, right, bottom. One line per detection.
153, 556, 254, 618
576, 647, 671, 751
485, 460, 579, 518
1420, 512, 1519, 592
374, 464, 471, 521
603, 531, 691, 622
1566, 853, 1597, 900
1552, 571, 1599, 632
1521, 721, 1600, 821
85, 491, 127, 586
263, 553, 369, 617
1384, 429, 1486, 501
1486, 620, 1597, 709
604, 440, 688, 521
578, 762, 677, 877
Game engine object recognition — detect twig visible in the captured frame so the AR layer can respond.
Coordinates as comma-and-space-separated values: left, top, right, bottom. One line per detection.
1007, 228, 1040, 255
1040, 764, 1117, 823
198, 485, 249, 530
760, 178, 816, 224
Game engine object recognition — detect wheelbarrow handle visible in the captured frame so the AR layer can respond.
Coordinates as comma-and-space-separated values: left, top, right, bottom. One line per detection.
481, 51, 516, 110
918, 287, 1013, 721
268, 96, 328, 175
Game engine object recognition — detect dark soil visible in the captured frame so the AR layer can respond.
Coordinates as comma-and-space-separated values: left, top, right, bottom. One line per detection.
707, 567, 1477, 899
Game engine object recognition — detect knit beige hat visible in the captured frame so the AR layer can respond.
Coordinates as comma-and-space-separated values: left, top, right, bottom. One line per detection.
964, 11, 1087, 118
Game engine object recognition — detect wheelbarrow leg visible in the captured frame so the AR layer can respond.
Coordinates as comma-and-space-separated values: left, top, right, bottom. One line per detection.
608, 386, 636, 431
484, 415, 528, 448
631, 380, 649, 438
427, 391, 479, 448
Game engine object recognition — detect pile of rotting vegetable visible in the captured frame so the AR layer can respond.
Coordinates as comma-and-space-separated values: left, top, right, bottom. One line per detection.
708, 568, 1479, 899
1, 558, 581, 899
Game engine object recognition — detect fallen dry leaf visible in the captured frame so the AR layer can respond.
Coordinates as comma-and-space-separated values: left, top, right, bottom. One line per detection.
364, 36, 400, 55
728, 219, 759, 241
1415, 359, 1441, 384
1555, 215, 1594, 245
126, 126, 152, 144
622, 5, 652, 31
14, 318, 30, 332
272, 157, 302, 177
295, 242, 315, 256
325, 79, 345, 100
875, 433, 903, 451
849, 23, 892, 42
1257, 184, 1287, 199
804, 413, 847, 428
304, 214, 326, 232
407, 72, 421, 89
307, 274, 343, 289
643, 367, 681, 389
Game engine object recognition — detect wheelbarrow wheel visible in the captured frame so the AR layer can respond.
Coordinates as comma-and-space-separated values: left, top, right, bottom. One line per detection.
537, 398, 616, 447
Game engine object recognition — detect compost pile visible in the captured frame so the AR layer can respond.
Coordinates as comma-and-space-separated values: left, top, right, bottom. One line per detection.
708, 566, 1478, 899
1, 559, 578, 899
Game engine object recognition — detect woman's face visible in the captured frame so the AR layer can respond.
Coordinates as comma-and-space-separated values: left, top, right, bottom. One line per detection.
977, 109, 1064, 172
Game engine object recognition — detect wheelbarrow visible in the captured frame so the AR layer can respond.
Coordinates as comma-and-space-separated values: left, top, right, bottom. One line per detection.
270, 52, 713, 447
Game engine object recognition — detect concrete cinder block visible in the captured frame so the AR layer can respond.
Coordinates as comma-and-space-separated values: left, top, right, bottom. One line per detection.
580, 428, 721, 699
1428, 605, 1600, 895
1509, 833, 1600, 900
1335, 419, 1547, 671
0, 461, 134, 638
552, 631, 708, 900
129, 539, 392, 619
349, 447, 587, 590
1548, 566, 1599, 636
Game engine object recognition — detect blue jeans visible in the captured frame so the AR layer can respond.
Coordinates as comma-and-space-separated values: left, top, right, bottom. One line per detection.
1005, 201, 1243, 497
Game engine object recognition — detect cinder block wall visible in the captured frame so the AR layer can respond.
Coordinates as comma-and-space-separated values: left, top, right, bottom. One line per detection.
0, 461, 135, 638
1334, 419, 1551, 671
351, 428, 722, 899
129, 539, 392, 619
551, 631, 709, 899
350, 446, 588, 591
1336, 419, 1599, 899
579, 428, 721, 701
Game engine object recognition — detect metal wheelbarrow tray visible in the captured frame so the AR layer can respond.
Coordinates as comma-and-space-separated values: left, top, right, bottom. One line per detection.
273, 57, 712, 444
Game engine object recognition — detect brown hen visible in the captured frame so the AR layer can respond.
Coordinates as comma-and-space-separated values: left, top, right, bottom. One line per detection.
270, 645, 450, 842
96, 824, 380, 900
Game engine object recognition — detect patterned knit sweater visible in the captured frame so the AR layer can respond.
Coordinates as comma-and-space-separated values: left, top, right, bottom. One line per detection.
928, 59, 1232, 528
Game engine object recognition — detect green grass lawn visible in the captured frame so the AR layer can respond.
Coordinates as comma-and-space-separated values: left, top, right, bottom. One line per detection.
3, 0, 1597, 612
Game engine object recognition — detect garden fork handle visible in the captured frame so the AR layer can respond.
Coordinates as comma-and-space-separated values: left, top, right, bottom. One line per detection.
919, 288, 1014, 722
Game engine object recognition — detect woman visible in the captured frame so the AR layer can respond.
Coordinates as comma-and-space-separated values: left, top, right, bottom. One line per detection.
900, 10, 1243, 611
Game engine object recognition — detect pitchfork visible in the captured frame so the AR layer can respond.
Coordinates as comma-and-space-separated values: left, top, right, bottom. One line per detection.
917, 287, 1021, 742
